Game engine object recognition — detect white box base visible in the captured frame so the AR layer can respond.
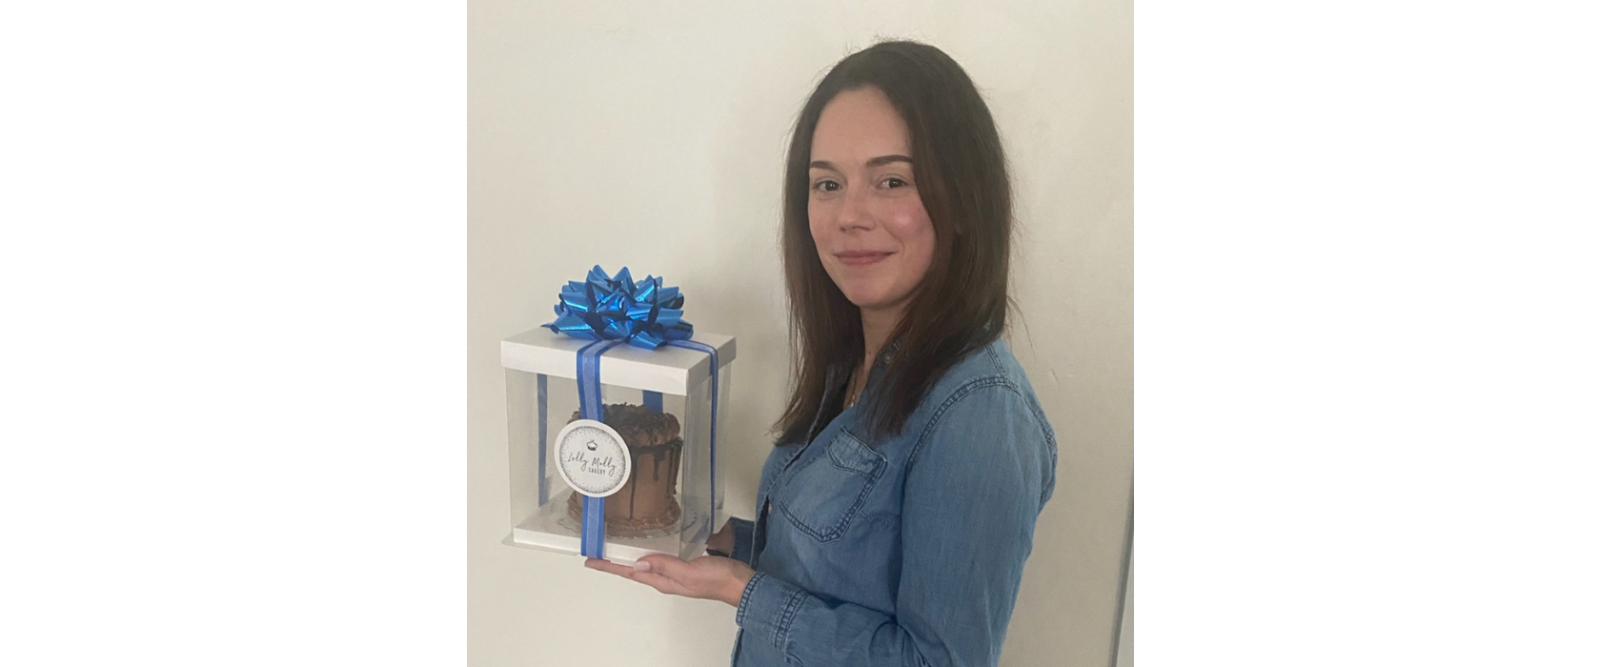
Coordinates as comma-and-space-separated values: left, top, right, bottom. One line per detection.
508, 488, 709, 565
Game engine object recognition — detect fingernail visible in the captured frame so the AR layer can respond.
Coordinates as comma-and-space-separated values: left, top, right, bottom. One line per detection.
633, 560, 652, 572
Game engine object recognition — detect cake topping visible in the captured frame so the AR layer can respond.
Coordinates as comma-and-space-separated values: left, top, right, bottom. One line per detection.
568, 403, 681, 446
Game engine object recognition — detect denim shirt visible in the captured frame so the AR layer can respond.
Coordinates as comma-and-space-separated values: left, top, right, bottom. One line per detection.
724, 339, 1058, 667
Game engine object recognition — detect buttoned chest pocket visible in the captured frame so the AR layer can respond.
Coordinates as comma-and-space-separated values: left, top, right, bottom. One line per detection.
774, 429, 887, 542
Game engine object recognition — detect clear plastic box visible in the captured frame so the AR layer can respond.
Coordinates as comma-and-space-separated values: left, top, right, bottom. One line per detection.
502, 327, 734, 564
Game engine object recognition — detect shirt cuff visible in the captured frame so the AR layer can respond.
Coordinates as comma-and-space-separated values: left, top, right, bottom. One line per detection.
728, 517, 756, 565
735, 571, 810, 653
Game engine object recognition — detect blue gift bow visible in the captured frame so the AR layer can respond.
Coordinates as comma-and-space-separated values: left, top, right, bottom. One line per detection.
543, 266, 719, 559
545, 265, 694, 350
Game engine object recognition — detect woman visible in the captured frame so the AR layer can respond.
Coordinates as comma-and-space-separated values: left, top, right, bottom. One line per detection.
586, 39, 1057, 667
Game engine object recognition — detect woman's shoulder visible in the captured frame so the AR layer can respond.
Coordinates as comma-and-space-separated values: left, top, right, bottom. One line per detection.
928, 338, 1036, 401
897, 340, 1058, 505
910, 338, 1055, 442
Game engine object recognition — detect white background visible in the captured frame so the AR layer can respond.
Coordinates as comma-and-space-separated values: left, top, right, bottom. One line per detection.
3, 1, 1597, 665
468, 2, 1132, 665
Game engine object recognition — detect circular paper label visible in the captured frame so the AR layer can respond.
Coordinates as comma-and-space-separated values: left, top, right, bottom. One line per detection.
555, 419, 632, 498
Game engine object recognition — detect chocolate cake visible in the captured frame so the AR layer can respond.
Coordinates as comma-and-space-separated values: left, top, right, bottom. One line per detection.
565, 403, 683, 536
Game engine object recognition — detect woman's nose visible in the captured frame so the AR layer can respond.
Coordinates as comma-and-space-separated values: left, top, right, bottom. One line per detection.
836, 184, 874, 231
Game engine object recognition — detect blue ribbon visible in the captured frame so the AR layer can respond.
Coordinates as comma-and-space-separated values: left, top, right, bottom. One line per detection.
543, 266, 720, 559
575, 338, 622, 558
536, 373, 549, 506
544, 265, 693, 349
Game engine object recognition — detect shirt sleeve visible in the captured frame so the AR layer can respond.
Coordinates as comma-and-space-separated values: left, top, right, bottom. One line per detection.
735, 382, 1057, 666
727, 516, 756, 566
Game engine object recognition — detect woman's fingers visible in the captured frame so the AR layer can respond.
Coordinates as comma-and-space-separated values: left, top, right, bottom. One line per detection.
583, 558, 636, 578
628, 570, 687, 595
583, 557, 689, 596
634, 555, 685, 577
633, 556, 696, 595
583, 555, 739, 602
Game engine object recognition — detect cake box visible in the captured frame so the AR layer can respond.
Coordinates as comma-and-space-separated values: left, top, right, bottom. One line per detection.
501, 326, 734, 565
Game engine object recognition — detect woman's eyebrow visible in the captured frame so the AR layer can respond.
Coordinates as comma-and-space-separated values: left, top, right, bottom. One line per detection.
809, 155, 913, 170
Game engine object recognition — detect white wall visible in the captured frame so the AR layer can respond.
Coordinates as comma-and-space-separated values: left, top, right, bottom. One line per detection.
468, 2, 1132, 665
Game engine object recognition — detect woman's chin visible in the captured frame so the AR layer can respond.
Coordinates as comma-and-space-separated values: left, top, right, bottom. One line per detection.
841, 290, 905, 313
839, 289, 879, 307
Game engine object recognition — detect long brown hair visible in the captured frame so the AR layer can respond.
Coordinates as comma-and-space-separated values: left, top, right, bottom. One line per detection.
775, 39, 1014, 443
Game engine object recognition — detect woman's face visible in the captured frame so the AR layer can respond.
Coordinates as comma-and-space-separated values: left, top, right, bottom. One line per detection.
808, 86, 936, 318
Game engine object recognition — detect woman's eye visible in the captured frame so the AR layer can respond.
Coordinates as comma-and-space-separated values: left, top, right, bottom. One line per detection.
813, 180, 840, 192
883, 177, 907, 188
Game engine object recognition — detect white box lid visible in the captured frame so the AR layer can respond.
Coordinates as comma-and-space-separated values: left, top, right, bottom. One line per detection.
500, 328, 736, 395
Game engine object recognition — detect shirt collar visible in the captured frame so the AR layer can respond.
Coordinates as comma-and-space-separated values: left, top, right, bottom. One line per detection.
879, 338, 902, 366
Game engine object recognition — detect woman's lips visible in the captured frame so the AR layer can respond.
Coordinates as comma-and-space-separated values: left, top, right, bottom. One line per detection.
836, 251, 892, 267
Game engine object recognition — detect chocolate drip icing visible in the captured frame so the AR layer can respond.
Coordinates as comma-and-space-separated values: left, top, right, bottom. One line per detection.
621, 437, 683, 518
563, 403, 684, 536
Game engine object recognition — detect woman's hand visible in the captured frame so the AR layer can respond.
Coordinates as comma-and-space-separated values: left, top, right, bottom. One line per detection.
584, 553, 755, 607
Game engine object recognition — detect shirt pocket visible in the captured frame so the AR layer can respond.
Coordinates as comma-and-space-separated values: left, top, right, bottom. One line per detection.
774, 428, 887, 542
